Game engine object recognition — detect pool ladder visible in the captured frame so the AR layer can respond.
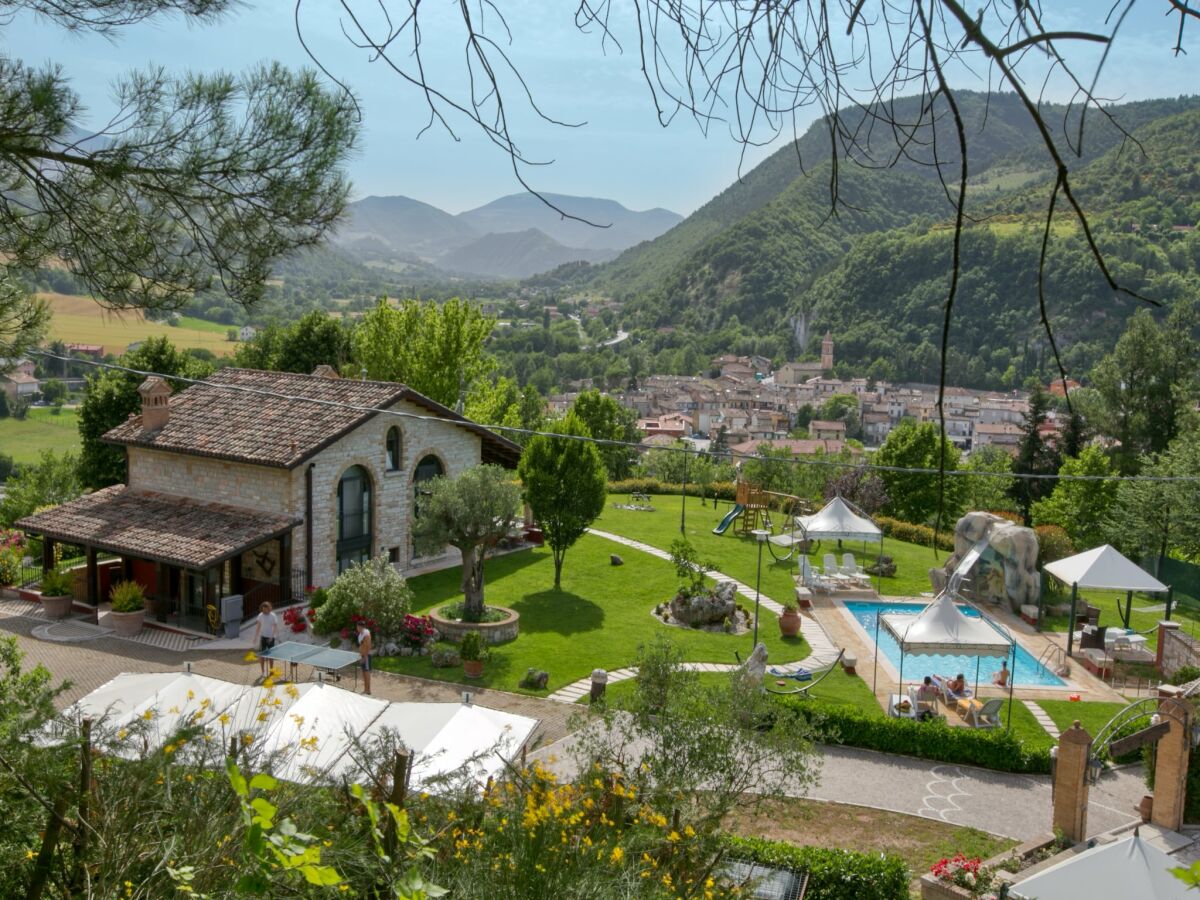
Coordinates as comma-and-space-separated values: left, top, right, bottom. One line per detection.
1036, 643, 1068, 676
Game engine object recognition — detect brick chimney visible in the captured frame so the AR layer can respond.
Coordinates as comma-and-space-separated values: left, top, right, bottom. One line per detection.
311, 365, 340, 379
138, 376, 172, 431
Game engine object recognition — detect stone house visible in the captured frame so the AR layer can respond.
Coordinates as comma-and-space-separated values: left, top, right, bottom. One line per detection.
18, 367, 520, 627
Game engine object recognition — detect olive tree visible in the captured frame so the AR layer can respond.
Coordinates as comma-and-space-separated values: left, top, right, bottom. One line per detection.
518, 413, 607, 589
411, 464, 521, 622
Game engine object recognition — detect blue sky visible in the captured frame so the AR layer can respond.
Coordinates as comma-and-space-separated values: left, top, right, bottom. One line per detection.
6, 1, 1199, 215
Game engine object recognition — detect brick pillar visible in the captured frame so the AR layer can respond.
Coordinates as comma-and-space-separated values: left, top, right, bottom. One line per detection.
1053, 721, 1093, 843
1157, 621, 1181, 675
1152, 692, 1194, 832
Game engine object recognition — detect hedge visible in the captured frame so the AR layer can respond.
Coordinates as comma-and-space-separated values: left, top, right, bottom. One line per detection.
608, 478, 739, 503
722, 836, 910, 900
875, 515, 956, 552
780, 699, 1052, 775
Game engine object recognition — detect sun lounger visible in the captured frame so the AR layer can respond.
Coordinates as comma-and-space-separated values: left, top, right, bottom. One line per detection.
930, 674, 972, 704
908, 685, 939, 718
964, 697, 1003, 729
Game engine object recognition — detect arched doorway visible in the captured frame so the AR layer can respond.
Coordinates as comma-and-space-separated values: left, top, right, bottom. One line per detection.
412, 454, 445, 558
336, 465, 372, 574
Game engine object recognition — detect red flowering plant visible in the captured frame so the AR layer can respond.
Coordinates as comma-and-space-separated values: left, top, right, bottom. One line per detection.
282, 606, 307, 633
930, 852, 995, 897
399, 614, 436, 649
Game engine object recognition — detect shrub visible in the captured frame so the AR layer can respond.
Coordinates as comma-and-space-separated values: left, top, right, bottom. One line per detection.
398, 614, 436, 649
608, 477, 739, 502
723, 836, 910, 900
0, 544, 23, 587
281, 607, 307, 633
307, 586, 328, 610
876, 515, 956, 551
109, 580, 145, 613
313, 554, 412, 640
1170, 665, 1200, 685
459, 630, 488, 662
779, 700, 1051, 774
1035, 524, 1075, 564
39, 567, 74, 597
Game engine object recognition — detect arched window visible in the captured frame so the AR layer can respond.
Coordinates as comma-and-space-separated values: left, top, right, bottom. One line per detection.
385, 426, 402, 472
412, 455, 445, 557
336, 465, 372, 574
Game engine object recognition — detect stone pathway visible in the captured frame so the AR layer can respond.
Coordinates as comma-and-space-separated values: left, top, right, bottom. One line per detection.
546, 530, 842, 703
1022, 699, 1061, 739
1, 598, 205, 653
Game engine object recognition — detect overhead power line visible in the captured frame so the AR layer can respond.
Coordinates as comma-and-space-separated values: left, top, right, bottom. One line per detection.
27, 350, 1200, 484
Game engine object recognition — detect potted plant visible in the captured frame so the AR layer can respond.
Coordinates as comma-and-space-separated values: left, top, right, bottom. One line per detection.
38, 568, 75, 619
778, 601, 802, 638
109, 580, 146, 636
460, 630, 489, 679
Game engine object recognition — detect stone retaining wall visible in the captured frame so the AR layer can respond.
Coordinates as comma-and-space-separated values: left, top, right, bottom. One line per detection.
1161, 626, 1200, 677
429, 606, 520, 645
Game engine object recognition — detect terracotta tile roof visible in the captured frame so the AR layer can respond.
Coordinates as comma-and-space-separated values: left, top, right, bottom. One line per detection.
16, 485, 301, 569
102, 368, 521, 469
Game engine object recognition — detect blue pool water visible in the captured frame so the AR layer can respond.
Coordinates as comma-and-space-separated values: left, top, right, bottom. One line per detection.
844, 600, 1065, 688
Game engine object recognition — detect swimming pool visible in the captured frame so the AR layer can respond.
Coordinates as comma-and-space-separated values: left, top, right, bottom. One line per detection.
843, 600, 1066, 688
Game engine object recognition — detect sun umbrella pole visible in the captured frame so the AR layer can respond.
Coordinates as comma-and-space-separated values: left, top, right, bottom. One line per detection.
872, 611, 881, 695
1066, 583, 1079, 657
974, 656, 980, 704
1124, 590, 1132, 630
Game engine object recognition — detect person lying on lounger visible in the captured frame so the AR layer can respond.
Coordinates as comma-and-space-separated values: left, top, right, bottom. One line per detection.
916, 676, 939, 703
941, 673, 967, 696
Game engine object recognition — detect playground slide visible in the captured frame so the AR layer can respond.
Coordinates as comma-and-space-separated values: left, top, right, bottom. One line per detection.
713, 504, 745, 535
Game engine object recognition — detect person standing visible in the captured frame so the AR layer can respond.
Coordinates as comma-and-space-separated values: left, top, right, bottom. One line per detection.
355, 619, 373, 695
253, 601, 279, 679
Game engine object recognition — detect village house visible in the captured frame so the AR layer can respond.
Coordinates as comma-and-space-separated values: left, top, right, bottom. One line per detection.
809, 419, 847, 441
636, 412, 691, 440
238, 325, 258, 342
973, 421, 1023, 453
1, 358, 40, 402
17, 367, 520, 629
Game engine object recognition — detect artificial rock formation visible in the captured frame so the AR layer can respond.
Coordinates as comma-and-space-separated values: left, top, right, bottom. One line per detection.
929, 512, 1040, 612
669, 580, 738, 627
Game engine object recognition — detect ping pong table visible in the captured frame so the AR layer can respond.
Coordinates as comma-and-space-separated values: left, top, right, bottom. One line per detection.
258, 641, 362, 689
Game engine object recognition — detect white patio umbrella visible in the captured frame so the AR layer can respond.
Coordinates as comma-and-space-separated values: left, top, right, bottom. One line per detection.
1009, 833, 1188, 900
876, 593, 1016, 727
1044, 544, 1169, 656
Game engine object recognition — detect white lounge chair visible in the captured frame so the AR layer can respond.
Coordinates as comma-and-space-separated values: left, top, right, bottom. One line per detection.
965, 697, 1003, 729
841, 552, 870, 586
822, 553, 849, 585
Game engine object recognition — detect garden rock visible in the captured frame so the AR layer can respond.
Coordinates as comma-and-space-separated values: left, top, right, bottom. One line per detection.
669, 580, 737, 628
867, 555, 897, 577
610, 554, 624, 566
932, 512, 1041, 612
520, 668, 550, 690
384, 641, 400, 657
399, 646, 413, 657
739, 642, 768, 691
431, 648, 460, 667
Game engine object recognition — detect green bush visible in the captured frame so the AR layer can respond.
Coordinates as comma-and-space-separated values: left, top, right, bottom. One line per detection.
1035, 524, 1075, 564
109, 580, 145, 613
876, 515, 956, 552
38, 567, 74, 597
459, 630, 488, 662
313, 554, 413, 640
780, 700, 1051, 774
0, 549, 22, 587
608, 477, 738, 502
723, 836, 910, 900
1170, 665, 1200, 685
307, 587, 329, 610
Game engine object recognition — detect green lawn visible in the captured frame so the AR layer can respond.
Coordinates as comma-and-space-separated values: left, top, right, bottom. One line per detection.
595, 493, 945, 600
0, 407, 82, 465
177, 315, 237, 335
1038, 700, 1131, 740
1005, 699, 1057, 753
374, 534, 810, 694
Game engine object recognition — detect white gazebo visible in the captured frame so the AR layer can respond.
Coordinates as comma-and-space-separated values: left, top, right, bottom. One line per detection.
1044, 544, 1169, 656
55, 672, 538, 790
795, 495, 882, 543
1009, 833, 1189, 900
876, 592, 1016, 725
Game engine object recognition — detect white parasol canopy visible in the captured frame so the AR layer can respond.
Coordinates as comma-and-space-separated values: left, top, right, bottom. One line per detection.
1044, 544, 1168, 593
796, 495, 882, 542
56, 672, 538, 790
1009, 834, 1188, 900
881, 593, 1011, 658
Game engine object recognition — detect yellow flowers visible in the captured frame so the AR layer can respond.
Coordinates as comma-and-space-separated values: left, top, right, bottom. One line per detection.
609, 846, 624, 865
163, 743, 177, 756
218, 713, 230, 726
299, 735, 319, 752
243, 651, 257, 662
291, 714, 305, 727
116, 728, 128, 741
186, 689, 195, 700
285, 683, 300, 699
256, 711, 269, 723
140, 709, 155, 721
667, 830, 681, 842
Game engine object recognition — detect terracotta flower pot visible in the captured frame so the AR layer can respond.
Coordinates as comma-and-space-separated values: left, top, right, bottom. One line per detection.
40, 593, 74, 619
110, 609, 145, 637
1139, 794, 1154, 823
463, 659, 485, 679
779, 607, 802, 638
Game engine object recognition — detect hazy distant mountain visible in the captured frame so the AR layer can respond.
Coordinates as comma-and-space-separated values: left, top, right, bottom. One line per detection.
331, 191, 681, 278
438, 228, 616, 279
457, 193, 682, 251
335, 195, 478, 261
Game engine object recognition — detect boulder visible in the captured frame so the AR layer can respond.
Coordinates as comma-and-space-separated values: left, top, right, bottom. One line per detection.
610, 554, 624, 566
738, 642, 768, 691
520, 668, 550, 690
431, 648, 460, 668
935, 512, 1041, 611
383, 641, 400, 657
669, 580, 737, 627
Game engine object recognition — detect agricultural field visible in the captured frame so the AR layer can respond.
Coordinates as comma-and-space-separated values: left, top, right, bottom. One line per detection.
0, 406, 82, 465
39, 293, 239, 357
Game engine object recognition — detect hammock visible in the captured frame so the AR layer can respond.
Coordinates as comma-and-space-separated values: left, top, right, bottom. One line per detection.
764, 649, 846, 696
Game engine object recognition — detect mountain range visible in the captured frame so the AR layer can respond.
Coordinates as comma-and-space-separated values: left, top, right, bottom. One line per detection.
331, 192, 681, 280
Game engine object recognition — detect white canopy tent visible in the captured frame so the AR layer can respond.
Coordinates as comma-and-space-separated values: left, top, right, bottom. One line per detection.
56, 672, 538, 790
1009, 833, 1189, 900
876, 593, 1016, 725
1044, 544, 1169, 656
796, 496, 882, 542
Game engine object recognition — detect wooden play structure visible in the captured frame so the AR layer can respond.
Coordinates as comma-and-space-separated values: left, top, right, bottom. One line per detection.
735, 479, 772, 535
713, 479, 812, 538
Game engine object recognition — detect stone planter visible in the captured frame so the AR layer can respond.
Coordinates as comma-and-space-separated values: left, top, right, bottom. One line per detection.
778, 607, 802, 637
40, 593, 74, 620
463, 659, 485, 679
430, 606, 520, 645
110, 609, 145, 637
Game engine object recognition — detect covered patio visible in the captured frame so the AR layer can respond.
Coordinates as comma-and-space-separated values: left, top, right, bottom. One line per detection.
16, 485, 302, 631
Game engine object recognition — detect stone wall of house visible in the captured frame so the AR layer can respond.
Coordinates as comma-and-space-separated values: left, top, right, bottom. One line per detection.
127, 447, 292, 513
296, 399, 483, 589
1160, 627, 1200, 678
